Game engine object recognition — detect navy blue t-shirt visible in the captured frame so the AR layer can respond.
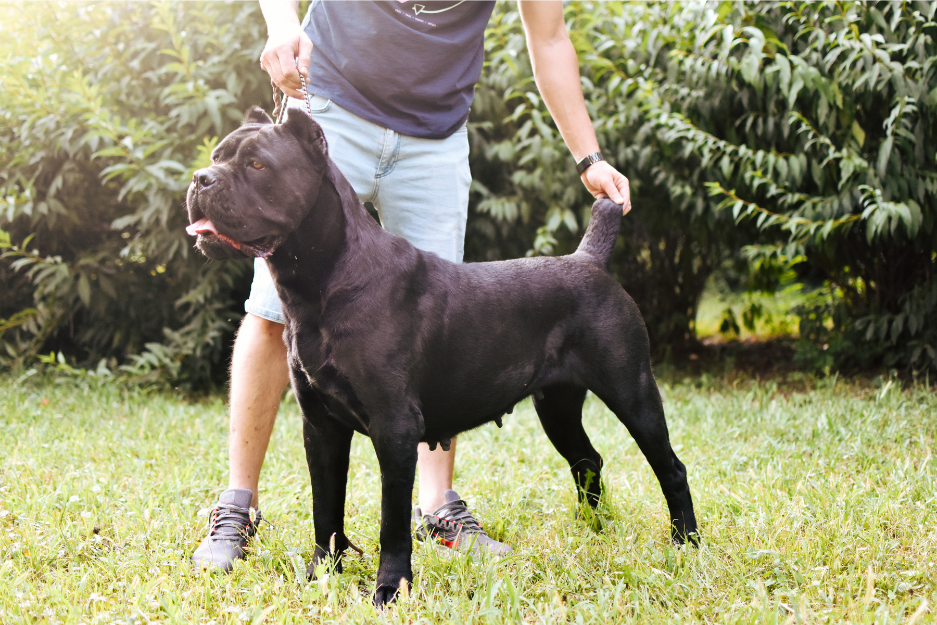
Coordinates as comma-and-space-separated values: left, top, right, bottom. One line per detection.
303, 1, 496, 139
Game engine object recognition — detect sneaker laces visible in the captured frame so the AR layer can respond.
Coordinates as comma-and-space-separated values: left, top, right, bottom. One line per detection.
429, 498, 486, 536
208, 503, 261, 539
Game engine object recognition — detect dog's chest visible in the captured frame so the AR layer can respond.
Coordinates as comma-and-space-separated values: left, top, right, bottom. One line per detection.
301, 358, 370, 432
290, 330, 351, 399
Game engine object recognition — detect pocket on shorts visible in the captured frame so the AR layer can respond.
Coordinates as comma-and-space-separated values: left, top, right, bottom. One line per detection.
307, 94, 332, 114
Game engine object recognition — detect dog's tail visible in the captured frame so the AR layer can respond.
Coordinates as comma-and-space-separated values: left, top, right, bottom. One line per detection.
576, 198, 623, 271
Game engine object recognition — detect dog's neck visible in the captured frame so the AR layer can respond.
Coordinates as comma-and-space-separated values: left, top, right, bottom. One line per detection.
265, 158, 388, 320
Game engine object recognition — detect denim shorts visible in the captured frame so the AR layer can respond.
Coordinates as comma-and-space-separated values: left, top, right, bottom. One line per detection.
245, 96, 471, 324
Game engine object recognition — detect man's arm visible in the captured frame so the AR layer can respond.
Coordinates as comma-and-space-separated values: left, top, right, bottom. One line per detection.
517, 1, 631, 213
259, 0, 313, 100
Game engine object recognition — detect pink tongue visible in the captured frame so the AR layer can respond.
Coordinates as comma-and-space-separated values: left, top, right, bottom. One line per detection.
186, 218, 218, 236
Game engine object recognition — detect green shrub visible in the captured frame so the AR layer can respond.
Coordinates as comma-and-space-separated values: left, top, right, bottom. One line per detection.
0, 1, 270, 387
646, 1, 937, 371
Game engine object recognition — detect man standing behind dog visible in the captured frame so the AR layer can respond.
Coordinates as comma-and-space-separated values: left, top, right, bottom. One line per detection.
192, 0, 632, 571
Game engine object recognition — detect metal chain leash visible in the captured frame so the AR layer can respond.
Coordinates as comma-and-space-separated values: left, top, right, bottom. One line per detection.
299, 72, 312, 116
270, 61, 312, 124
271, 78, 284, 123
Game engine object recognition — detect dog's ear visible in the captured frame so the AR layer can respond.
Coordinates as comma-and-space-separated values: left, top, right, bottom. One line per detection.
243, 107, 273, 126
283, 109, 328, 158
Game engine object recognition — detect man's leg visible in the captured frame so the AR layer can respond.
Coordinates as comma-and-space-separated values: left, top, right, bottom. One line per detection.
192, 260, 290, 571
417, 440, 455, 512
227, 313, 290, 509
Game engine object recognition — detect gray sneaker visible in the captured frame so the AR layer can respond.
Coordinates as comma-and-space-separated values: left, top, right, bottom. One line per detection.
414, 489, 512, 557
191, 488, 263, 572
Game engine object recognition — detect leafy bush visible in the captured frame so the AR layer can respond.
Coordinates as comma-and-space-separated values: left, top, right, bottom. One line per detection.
0, 1, 270, 387
645, 1, 937, 371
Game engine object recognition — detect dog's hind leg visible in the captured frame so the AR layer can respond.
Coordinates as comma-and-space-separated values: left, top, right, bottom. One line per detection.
594, 362, 698, 545
294, 376, 355, 577
533, 383, 604, 510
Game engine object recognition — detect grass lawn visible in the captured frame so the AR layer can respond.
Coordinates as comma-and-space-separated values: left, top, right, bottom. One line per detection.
0, 373, 935, 624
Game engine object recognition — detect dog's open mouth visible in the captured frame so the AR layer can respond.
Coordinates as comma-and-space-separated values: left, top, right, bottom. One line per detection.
185, 218, 276, 259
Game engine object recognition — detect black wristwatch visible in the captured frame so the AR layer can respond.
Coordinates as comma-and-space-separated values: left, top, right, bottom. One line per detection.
576, 152, 605, 175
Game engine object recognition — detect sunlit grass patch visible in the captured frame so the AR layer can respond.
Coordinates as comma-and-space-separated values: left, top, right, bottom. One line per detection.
0, 375, 934, 623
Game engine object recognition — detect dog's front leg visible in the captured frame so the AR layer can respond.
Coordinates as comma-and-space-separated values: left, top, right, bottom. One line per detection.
295, 382, 354, 577
369, 415, 421, 607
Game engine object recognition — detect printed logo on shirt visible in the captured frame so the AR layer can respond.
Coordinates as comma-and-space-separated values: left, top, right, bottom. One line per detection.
394, 1, 468, 27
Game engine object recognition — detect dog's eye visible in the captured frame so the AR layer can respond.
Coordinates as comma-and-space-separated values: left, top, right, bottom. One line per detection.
251, 161, 265, 170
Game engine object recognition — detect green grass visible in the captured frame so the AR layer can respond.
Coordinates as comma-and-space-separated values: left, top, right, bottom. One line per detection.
1, 374, 935, 624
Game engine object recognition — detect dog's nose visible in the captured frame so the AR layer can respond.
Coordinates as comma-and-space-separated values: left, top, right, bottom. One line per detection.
194, 169, 215, 188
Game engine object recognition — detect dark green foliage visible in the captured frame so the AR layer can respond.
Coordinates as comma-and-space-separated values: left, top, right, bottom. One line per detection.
0, 1, 270, 387
648, 1, 937, 371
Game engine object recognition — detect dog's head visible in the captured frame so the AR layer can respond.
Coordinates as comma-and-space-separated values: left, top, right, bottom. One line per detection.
185, 107, 329, 260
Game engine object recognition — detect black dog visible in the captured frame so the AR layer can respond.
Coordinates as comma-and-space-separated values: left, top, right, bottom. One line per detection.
186, 108, 698, 606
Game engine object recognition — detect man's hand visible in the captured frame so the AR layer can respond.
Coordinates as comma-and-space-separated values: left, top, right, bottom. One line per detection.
259, 25, 313, 100
581, 161, 631, 216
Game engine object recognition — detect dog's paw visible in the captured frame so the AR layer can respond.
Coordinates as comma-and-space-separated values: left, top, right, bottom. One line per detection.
373, 579, 409, 608
306, 549, 343, 580
671, 527, 701, 548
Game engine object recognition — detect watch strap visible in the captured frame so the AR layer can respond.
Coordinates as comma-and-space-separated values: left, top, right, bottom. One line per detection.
576, 152, 605, 175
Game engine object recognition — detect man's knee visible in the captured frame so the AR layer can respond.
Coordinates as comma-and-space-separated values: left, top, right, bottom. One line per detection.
241, 313, 285, 336
234, 314, 287, 357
